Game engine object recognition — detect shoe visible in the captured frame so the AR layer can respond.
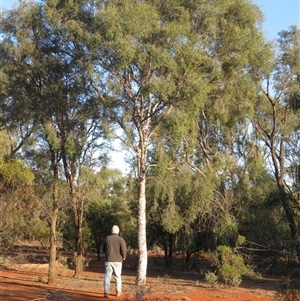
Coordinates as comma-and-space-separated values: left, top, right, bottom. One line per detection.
104, 293, 110, 298
116, 292, 122, 297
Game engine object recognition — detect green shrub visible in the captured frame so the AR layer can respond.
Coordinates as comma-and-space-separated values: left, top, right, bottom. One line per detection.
218, 262, 243, 287
205, 271, 218, 287
207, 244, 253, 287
57, 256, 68, 267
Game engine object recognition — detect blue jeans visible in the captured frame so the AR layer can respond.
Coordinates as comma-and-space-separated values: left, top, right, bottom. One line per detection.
104, 261, 123, 294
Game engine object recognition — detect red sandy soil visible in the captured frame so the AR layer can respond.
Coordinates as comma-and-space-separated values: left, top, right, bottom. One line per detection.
0, 249, 278, 301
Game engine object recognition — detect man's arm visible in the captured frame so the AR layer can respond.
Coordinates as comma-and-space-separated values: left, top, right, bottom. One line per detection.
120, 239, 127, 260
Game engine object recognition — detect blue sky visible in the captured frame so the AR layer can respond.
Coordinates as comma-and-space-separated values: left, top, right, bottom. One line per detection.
1, 0, 299, 40
253, 0, 299, 40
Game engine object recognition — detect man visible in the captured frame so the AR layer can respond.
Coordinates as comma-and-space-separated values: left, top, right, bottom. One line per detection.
102, 225, 127, 298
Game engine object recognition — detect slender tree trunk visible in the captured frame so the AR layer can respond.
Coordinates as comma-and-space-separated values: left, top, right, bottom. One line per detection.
163, 234, 173, 268
63, 156, 85, 277
135, 128, 149, 285
48, 208, 58, 285
163, 239, 169, 267
70, 192, 84, 278
168, 234, 173, 264
74, 220, 84, 278
48, 161, 59, 285
272, 137, 300, 262
184, 251, 191, 272
136, 168, 148, 285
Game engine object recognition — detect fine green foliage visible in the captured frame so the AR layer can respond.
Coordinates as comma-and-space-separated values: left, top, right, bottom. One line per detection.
0, 157, 34, 185
205, 270, 218, 287
0, 157, 35, 243
207, 244, 253, 287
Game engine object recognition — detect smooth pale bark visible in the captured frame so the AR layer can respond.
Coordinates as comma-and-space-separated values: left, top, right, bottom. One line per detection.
136, 169, 148, 285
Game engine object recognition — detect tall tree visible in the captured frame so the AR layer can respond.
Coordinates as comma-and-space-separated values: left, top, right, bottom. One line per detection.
42, 0, 108, 277
176, 0, 273, 253
90, 0, 209, 284
253, 25, 300, 261
0, 2, 61, 284
87, 0, 274, 284
0, 0, 105, 281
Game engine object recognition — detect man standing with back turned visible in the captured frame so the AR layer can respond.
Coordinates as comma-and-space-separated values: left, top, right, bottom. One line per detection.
102, 225, 127, 298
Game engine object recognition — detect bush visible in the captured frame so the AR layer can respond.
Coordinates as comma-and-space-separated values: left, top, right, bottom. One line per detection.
206, 244, 253, 287
205, 270, 218, 287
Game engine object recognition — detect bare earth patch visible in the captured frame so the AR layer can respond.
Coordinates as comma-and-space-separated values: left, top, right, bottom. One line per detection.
0, 251, 277, 301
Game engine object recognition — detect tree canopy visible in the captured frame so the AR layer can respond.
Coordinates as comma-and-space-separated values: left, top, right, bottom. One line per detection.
0, 0, 300, 286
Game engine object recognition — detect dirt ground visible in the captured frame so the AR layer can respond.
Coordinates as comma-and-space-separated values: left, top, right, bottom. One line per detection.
0, 248, 278, 301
